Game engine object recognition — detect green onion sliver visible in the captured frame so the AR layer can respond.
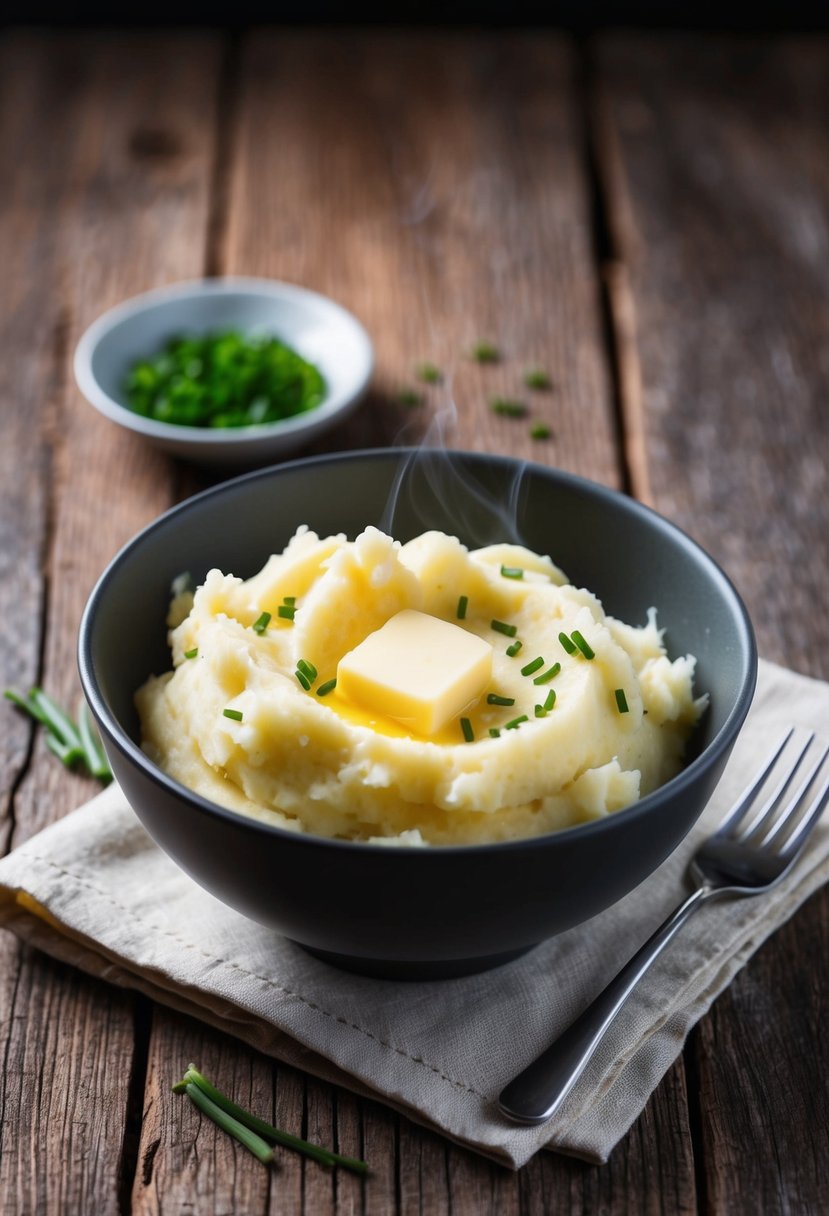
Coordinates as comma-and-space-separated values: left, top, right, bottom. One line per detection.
460, 717, 474, 742
505, 715, 528, 730
183, 1082, 274, 1165
457, 595, 468, 620
77, 701, 112, 781
316, 678, 337, 697
543, 688, 556, 711
486, 693, 515, 707
223, 708, 243, 722
297, 658, 318, 683
184, 647, 199, 660
615, 688, 630, 714
520, 656, 544, 677
491, 619, 517, 638
571, 630, 595, 660
558, 631, 577, 655
533, 662, 560, 685
277, 605, 296, 621
506, 639, 523, 657
500, 565, 524, 580
175, 1065, 369, 1173
30, 688, 84, 750
45, 733, 83, 766
252, 611, 272, 635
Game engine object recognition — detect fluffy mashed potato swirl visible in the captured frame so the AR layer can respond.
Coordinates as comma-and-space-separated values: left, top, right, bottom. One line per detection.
136, 526, 706, 846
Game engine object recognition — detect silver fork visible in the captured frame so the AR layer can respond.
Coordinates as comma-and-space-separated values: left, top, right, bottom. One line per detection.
499, 729, 829, 1126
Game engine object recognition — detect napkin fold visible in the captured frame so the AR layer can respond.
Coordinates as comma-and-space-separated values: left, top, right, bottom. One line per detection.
1, 657, 828, 1168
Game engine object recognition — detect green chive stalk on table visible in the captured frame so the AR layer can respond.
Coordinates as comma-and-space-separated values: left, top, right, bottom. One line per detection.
4, 687, 112, 783
172, 1065, 369, 1174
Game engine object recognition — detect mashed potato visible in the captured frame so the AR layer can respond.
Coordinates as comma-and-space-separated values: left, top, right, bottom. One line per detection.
136, 526, 706, 846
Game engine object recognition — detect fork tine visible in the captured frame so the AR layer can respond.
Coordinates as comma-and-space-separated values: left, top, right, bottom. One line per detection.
716, 727, 794, 837
758, 741, 829, 848
776, 750, 829, 862
732, 730, 816, 841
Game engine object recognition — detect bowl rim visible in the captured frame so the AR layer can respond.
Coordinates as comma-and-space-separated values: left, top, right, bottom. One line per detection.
78, 447, 758, 857
72, 276, 375, 446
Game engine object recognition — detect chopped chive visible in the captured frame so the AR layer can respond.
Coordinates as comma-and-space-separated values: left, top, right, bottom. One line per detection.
471, 340, 500, 363
184, 647, 199, 660
488, 727, 501, 738
456, 595, 468, 620
252, 611, 272, 635
283, 596, 296, 606
534, 705, 547, 718
316, 678, 337, 697
543, 688, 556, 711
277, 604, 296, 620
490, 397, 528, 418
295, 670, 312, 691
491, 619, 517, 638
398, 387, 423, 408
487, 693, 515, 707
533, 662, 561, 685
529, 422, 552, 440
500, 565, 524, 580
505, 639, 523, 657
460, 717, 474, 742
558, 631, 577, 655
174, 1065, 369, 1174
416, 361, 442, 384
77, 702, 112, 782
520, 656, 544, 677
615, 688, 630, 713
505, 715, 529, 730
571, 630, 595, 660
524, 367, 552, 390
297, 658, 318, 682
223, 708, 243, 722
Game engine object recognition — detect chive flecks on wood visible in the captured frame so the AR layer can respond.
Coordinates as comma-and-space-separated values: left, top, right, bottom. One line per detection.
490, 397, 528, 418
470, 340, 500, 363
615, 688, 630, 713
223, 707, 244, 721
558, 631, 577, 655
172, 1065, 369, 1174
487, 693, 515, 706
571, 630, 595, 659
124, 331, 326, 429
316, 678, 337, 697
533, 662, 561, 684
457, 595, 468, 620
506, 639, 523, 657
416, 362, 442, 384
460, 717, 474, 742
252, 611, 272, 634
523, 367, 552, 390
491, 619, 518, 638
398, 387, 424, 408
529, 421, 552, 440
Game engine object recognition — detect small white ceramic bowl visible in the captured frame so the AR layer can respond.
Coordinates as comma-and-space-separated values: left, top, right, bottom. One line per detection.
73, 278, 374, 465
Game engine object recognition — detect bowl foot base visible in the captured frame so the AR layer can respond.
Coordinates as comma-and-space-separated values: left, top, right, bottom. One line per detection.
295, 942, 538, 980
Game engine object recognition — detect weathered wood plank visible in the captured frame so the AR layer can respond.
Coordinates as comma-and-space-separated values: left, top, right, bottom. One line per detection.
596, 33, 829, 1214
221, 30, 620, 479
0, 30, 222, 1216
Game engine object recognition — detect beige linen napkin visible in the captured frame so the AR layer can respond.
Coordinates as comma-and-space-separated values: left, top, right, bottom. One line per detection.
1, 657, 827, 1168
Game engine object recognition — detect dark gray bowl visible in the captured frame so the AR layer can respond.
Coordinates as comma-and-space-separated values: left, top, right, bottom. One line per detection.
78, 449, 757, 979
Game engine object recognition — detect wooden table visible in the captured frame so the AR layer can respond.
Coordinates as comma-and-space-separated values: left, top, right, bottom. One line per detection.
2, 27, 828, 1215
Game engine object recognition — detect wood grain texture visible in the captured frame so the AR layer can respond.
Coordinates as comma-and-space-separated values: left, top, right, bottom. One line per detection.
596, 33, 829, 1215
595, 34, 829, 676
0, 31, 221, 1216
221, 30, 620, 482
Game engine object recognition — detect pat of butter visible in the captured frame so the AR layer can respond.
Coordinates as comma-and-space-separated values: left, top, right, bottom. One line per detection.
337, 609, 493, 736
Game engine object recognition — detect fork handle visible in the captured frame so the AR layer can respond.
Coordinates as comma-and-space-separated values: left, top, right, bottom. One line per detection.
498, 885, 710, 1125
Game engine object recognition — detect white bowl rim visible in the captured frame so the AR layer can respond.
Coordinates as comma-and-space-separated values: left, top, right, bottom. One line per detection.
73, 276, 374, 447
